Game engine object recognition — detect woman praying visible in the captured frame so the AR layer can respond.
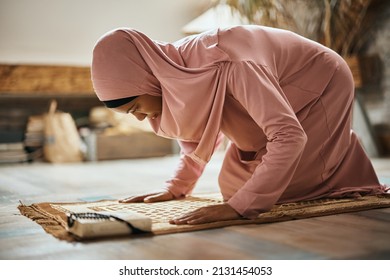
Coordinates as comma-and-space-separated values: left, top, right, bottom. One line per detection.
91, 25, 387, 225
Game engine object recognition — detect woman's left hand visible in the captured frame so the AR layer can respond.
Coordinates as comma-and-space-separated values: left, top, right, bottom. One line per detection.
169, 203, 242, 225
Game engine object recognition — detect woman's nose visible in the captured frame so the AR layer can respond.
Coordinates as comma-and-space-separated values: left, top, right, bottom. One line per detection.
133, 112, 147, 121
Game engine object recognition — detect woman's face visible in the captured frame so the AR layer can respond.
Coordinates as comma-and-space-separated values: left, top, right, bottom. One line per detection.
112, 95, 162, 121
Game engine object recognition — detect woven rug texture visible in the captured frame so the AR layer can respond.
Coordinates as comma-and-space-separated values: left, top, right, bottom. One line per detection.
18, 193, 390, 241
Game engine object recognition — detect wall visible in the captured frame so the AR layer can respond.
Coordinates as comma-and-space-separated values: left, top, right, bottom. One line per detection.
1, 0, 389, 154
366, 2, 390, 125
0, 0, 211, 145
361, 1, 390, 155
0, 0, 210, 66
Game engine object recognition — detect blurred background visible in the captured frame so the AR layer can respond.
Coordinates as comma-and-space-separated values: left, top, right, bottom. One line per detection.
0, 0, 389, 164
0, 0, 211, 65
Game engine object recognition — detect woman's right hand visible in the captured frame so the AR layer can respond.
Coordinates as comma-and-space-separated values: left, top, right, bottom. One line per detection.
119, 191, 174, 203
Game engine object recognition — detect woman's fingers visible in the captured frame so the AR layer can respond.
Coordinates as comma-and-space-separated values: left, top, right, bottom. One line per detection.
119, 196, 145, 203
119, 191, 174, 203
144, 192, 174, 203
119, 193, 157, 203
169, 204, 242, 225
169, 209, 204, 224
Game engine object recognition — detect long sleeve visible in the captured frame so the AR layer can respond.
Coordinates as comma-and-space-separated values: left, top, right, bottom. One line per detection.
226, 61, 308, 219
165, 133, 225, 198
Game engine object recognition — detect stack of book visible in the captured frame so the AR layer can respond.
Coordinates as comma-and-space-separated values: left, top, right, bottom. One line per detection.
23, 115, 44, 161
0, 142, 28, 164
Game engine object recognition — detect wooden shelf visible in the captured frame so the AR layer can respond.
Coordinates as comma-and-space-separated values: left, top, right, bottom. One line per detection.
0, 64, 95, 96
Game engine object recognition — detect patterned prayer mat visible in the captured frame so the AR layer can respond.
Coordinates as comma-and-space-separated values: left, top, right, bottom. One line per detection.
18, 193, 390, 242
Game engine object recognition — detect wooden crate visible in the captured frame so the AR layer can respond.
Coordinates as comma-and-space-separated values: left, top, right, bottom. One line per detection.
86, 131, 175, 161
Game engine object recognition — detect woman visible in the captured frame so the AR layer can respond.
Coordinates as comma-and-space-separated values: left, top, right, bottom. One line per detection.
91, 25, 387, 225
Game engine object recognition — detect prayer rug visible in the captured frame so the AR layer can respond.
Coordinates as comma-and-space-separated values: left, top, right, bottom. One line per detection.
18, 193, 390, 242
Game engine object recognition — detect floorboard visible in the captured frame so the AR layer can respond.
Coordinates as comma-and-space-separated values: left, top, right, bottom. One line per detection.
0, 153, 389, 260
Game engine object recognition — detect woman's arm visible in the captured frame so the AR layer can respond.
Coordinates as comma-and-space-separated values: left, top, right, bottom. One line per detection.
120, 129, 224, 204
226, 61, 307, 219
165, 133, 225, 198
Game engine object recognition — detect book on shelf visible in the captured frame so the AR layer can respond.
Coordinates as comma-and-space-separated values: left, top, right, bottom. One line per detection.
24, 115, 44, 148
0, 142, 24, 151
0, 142, 28, 163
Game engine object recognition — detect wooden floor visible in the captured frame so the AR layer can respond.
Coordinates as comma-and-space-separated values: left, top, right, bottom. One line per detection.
0, 152, 389, 260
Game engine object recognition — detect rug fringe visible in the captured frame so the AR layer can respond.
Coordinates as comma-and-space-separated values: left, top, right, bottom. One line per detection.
18, 204, 75, 242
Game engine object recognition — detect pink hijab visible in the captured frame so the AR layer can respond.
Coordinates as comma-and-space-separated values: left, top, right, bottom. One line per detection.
91, 28, 230, 164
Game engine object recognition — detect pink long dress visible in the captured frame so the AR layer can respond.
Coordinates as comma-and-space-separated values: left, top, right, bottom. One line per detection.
91, 25, 387, 219
163, 26, 386, 218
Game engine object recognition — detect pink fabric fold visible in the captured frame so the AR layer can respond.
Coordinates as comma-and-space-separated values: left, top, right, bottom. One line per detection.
91, 25, 387, 218
92, 28, 230, 164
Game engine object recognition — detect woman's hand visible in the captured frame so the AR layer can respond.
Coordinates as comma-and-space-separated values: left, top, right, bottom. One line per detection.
169, 203, 242, 225
119, 191, 174, 203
